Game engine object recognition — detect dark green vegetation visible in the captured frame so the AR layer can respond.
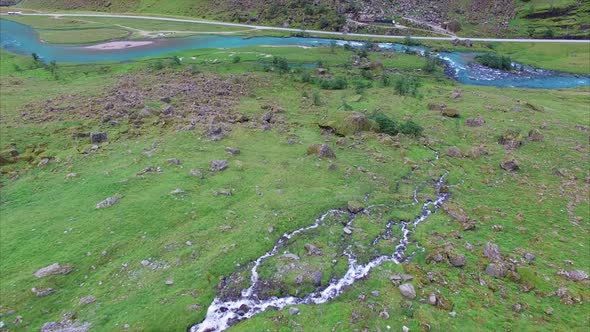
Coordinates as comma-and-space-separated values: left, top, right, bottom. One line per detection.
475, 54, 514, 70
4, 0, 589, 38
1, 22, 590, 332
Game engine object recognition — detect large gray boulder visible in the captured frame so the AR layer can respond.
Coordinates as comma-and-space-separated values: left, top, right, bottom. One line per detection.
485, 262, 508, 278
399, 283, 416, 299
34, 263, 72, 278
483, 242, 502, 261
210, 160, 229, 172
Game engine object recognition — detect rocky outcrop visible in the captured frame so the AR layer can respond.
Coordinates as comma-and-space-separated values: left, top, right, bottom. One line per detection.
34, 263, 73, 278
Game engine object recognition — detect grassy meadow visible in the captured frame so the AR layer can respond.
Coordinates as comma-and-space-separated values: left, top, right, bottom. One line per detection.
0, 21, 589, 332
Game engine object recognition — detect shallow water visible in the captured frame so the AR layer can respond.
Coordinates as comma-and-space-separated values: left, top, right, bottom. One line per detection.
1, 19, 588, 88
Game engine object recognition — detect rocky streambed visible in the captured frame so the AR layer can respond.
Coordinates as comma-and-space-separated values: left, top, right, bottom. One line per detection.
191, 153, 449, 332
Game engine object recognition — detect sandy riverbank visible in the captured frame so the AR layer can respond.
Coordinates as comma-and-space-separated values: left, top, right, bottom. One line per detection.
85, 41, 153, 50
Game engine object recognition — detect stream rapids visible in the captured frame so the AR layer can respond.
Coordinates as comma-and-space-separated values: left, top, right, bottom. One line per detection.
191, 153, 449, 332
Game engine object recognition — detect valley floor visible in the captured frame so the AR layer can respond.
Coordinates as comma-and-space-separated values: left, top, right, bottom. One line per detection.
0, 28, 589, 331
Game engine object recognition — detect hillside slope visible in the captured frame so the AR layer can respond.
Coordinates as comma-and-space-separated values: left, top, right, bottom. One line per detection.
10, 0, 590, 38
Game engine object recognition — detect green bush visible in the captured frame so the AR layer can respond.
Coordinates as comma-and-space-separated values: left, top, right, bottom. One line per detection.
319, 76, 348, 90
474, 54, 512, 70
272, 56, 289, 72
393, 76, 420, 96
400, 120, 424, 137
312, 92, 321, 106
232, 55, 241, 63
372, 113, 399, 136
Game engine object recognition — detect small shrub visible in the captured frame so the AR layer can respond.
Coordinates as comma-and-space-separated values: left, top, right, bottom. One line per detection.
172, 56, 181, 66
371, 112, 399, 136
381, 74, 392, 87
152, 60, 164, 70
272, 56, 289, 72
474, 54, 512, 70
423, 57, 439, 73
400, 120, 424, 137
319, 76, 348, 90
312, 92, 321, 106
232, 55, 241, 63
393, 76, 420, 96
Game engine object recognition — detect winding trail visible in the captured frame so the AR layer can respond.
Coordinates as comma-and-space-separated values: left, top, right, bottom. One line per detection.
191, 151, 449, 332
6, 13, 590, 43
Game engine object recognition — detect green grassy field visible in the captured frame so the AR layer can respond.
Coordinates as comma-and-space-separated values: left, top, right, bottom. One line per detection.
0, 23, 589, 332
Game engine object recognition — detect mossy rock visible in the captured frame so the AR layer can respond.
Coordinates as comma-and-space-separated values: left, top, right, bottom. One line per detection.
319, 112, 378, 136
441, 108, 460, 118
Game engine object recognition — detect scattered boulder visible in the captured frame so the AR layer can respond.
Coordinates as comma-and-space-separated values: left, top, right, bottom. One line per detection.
427, 103, 446, 112
165, 279, 174, 286
523, 252, 536, 261
90, 132, 107, 144
449, 254, 467, 267
465, 117, 485, 127
312, 271, 323, 286
307, 144, 336, 159
96, 194, 122, 209
499, 130, 523, 149
289, 307, 300, 315
261, 111, 273, 123
281, 253, 300, 261
304, 243, 322, 256
210, 160, 229, 172
343, 227, 353, 235
446, 146, 463, 158
32, 287, 56, 297
450, 89, 462, 99
79, 296, 96, 305
485, 262, 508, 278
167, 158, 181, 166
492, 225, 504, 232
563, 270, 588, 281
398, 283, 416, 299
441, 108, 460, 118
347, 200, 364, 213
205, 127, 228, 141
189, 169, 204, 179
37, 158, 51, 167
34, 263, 73, 278
40, 316, 90, 332
512, 303, 523, 313
528, 129, 544, 142
162, 105, 174, 115
225, 147, 240, 155
428, 294, 437, 305
484, 242, 502, 261
160, 96, 171, 103
170, 188, 185, 195
500, 159, 519, 172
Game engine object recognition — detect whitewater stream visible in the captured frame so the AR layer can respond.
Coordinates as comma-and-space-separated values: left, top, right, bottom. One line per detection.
191, 152, 449, 332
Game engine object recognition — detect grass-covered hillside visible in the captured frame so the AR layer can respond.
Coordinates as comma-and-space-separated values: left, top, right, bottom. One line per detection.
7, 0, 590, 38
0, 33, 589, 332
